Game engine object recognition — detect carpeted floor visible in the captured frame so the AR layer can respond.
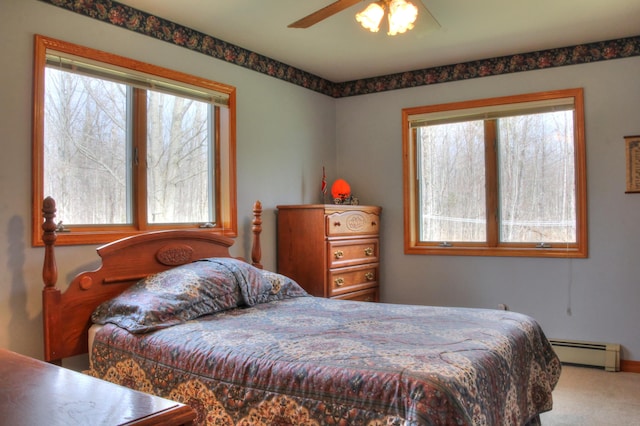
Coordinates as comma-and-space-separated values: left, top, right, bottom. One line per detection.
539, 365, 640, 425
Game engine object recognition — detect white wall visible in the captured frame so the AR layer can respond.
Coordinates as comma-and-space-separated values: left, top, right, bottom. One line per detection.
0, 0, 336, 360
1, 0, 638, 365
335, 59, 640, 360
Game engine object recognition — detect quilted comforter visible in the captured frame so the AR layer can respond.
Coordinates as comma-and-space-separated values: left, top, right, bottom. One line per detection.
89, 296, 560, 425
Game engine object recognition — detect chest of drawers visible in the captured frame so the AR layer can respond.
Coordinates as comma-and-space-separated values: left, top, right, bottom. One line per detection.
277, 204, 381, 301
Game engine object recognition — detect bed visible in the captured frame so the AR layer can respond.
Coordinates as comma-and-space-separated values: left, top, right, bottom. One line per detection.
41, 196, 561, 425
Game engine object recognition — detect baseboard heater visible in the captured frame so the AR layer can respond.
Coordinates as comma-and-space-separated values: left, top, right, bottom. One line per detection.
549, 339, 620, 372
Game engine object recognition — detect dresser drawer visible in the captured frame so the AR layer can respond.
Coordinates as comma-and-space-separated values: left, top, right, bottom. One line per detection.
326, 210, 380, 236
328, 263, 378, 297
331, 287, 378, 302
327, 238, 379, 268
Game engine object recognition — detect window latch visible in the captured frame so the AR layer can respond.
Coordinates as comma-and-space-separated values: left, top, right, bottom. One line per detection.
438, 241, 452, 248
536, 242, 552, 248
199, 222, 215, 228
55, 221, 71, 232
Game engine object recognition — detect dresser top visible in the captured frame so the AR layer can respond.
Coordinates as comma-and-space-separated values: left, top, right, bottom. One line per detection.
0, 348, 195, 425
277, 204, 381, 214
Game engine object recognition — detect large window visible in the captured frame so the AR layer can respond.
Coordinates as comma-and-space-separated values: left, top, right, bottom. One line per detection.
32, 35, 237, 246
402, 89, 587, 257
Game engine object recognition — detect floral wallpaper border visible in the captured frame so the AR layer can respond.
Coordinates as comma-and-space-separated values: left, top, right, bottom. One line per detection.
40, 0, 640, 98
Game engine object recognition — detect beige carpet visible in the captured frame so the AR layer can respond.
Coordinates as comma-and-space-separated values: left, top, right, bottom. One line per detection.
539, 365, 640, 426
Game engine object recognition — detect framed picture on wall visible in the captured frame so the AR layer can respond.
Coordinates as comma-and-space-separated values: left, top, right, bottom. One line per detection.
625, 135, 640, 193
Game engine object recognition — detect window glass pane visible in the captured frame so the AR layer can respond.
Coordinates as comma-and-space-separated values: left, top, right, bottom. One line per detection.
497, 111, 576, 243
417, 121, 486, 242
146, 91, 213, 224
44, 68, 129, 225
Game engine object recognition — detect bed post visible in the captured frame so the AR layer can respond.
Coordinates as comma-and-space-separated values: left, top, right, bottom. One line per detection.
42, 197, 58, 290
42, 196, 62, 364
251, 200, 263, 269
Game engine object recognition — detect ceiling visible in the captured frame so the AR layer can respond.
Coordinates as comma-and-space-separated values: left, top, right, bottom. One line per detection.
116, 0, 640, 82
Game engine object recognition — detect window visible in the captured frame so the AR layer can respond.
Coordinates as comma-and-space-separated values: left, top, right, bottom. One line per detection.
32, 35, 237, 245
402, 89, 587, 257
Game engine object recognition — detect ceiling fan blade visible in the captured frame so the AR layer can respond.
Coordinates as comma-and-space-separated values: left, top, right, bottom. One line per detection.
288, 0, 363, 29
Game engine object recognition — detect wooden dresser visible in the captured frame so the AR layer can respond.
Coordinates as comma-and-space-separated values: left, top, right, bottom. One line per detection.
0, 348, 195, 425
277, 204, 381, 302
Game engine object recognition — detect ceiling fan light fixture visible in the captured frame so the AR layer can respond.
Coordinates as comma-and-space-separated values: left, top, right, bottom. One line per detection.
387, 0, 418, 35
355, 2, 385, 32
356, 0, 419, 36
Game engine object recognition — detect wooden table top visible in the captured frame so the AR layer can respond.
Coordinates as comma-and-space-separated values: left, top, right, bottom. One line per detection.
0, 348, 195, 425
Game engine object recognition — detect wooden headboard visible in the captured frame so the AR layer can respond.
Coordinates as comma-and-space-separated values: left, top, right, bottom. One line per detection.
41, 196, 263, 364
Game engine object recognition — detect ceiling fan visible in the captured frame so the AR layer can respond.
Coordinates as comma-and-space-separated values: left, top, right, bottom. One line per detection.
288, 0, 439, 36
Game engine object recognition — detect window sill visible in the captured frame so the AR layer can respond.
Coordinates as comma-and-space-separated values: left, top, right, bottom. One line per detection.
33, 227, 237, 247
404, 244, 587, 258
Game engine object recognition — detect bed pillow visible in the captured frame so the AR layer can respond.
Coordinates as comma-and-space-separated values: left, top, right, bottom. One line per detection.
91, 260, 242, 333
196, 258, 273, 306
261, 270, 309, 301
195, 258, 308, 306
92, 257, 309, 334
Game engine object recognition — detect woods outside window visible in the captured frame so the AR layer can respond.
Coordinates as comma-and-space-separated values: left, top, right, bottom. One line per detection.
32, 35, 237, 246
402, 88, 587, 258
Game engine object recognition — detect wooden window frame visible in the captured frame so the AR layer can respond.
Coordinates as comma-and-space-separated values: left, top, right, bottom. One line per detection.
402, 88, 588, 258
32, 35, 237, 246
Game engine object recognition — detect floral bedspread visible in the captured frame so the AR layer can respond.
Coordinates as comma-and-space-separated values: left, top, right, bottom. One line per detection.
89, 297, 561, 425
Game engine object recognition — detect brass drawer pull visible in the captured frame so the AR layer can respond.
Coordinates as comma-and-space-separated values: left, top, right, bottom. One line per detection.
334, 250, 344, 259
365, 272, 374, 281
364, 247, 373, 256
334, 277, 345, 287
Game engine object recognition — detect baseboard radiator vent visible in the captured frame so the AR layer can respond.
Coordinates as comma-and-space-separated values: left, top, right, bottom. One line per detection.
549, 339, 620, 372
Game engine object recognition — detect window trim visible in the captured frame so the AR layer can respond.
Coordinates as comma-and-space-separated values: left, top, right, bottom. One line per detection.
402, 88, 588, 258
32, 35, 237, 246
